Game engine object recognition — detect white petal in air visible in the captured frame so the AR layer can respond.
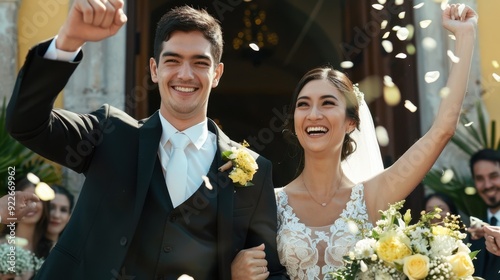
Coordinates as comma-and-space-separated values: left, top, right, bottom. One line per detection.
396, 27, 410, 41
378, 0, 387, 4
422, 37, 437, 50
441, 0, 449, 11
340, 61, 354, 69
178, 275, 195, 280
439, 87, 450, 98
347, 220, 359, 234
395, 0, 404, 5
376, 126, 390, 147
381, 20, 388, 29
447, 50, 460, 63
382, 31, 390, 39
425, 71, 440, 83
414, 2, 424, 9
27, 172, 41, 184
381, 40, 393, 53
384, 84, 401, 106
440, 169, 454, 184
449, 34, 456, 41
202, 175, 213, 190
372, 4, 384, 10
492, 60, 500, 69
464, 122, 474, 127
35, 182, 55, 201
383, 75, 394, 87
493, 73, 500, 82
398, 12, 406, 19
395, 53, 407, 59
404, 100, 418, 112
465, 186, 477, 195
419, 20, 432, 28
392, 25, 401, 31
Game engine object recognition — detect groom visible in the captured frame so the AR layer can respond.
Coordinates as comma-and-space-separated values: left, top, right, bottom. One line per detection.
6, 0, 287, 279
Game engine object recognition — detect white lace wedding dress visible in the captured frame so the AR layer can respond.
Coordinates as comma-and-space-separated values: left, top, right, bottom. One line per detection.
276, 184, 373, 280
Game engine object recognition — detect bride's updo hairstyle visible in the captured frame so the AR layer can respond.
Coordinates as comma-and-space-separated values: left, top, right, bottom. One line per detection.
283, 67, 360, 174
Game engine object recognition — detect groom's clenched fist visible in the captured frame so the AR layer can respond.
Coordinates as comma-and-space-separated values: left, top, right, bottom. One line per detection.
56, 0, 127, 52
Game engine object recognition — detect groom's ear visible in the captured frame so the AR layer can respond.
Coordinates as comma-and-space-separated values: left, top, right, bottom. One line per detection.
212, 62, 224, 88
150, 57, 158, 83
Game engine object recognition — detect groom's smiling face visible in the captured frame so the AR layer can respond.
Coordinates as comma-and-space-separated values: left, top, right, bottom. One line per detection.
150, 30, 224, 130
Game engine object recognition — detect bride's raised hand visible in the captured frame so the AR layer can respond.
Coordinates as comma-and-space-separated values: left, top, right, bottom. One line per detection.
442, 3, 478, 36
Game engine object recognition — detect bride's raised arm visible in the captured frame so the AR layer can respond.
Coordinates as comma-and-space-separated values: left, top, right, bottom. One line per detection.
366, 4, 478, 215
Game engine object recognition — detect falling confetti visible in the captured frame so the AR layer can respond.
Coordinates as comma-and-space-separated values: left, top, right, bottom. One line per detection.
447, 50, 460, 63
382, 40, 393, 53
372, 4, 384, 10
27, 172, 41, 184
381, 20, 388, 29
422, 37, 437, 50
492, 60, 499, 68
202, 175, 213, 190
392, 25, 401, 31
404, 100, 418, 112
449, 34, 456, 41
464, 186, 477, 195
419, 20, 432, 28
439, 87, 450, 98
395, 53, 407, 59
395, 0, 404, 5
178, 275, 195, 280
376, 126, 390, 147
464, 122, 474, 127
396, 28, 410, 41
340, 61, 354, 69
414, 2, 425, 9
399, 12, 406, 19
424, 71, 440, 83
493, 73, 500, 82
347, 220, 359, 234
384, 83, 401, 106
35, 182, 55, 201
384, 75, 395, 87
440, 169, 454, 184
378, 0, 387, 4
382, 31, 390, 39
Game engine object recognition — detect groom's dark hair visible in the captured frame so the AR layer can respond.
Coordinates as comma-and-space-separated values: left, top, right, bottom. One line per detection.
153, 5, 224, 64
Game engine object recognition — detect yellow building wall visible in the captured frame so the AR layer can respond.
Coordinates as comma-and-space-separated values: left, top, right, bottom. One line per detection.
478, 1, 500, 143
17, 0, 70, 108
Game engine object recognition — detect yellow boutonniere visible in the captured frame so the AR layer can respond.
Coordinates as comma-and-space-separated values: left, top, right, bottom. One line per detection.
221, 141, 258, 187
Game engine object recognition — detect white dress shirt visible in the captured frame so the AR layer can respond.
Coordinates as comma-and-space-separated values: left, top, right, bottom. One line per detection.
157, 115, 217, 208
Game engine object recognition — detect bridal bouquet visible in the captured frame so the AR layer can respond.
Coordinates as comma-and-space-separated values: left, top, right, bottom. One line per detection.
330, 200, 481, 280
0, 242, 44, 276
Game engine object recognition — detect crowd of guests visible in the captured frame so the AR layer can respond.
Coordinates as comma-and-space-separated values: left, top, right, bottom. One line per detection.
0, 177, 74, 279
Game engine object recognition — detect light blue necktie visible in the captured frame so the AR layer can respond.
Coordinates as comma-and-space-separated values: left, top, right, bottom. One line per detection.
166, 132, 190, 207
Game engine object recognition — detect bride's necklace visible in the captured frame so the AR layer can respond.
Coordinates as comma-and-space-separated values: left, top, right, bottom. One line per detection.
301, 175, 340, 207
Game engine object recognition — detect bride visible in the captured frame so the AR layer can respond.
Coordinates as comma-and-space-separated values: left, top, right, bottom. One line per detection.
275, 3, 477, 279
230, 3, 477, 280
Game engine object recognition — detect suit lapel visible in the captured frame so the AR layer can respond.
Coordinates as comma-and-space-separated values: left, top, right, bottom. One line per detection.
207, 119, 235, 280
132, 112, 165, 224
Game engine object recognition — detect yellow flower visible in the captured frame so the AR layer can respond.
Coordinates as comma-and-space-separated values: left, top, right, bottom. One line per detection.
375, 231, 412, 262
431, 225, 451, 236
222, 142, 258, 187
403, 254, 429, 280
447, 252, 474, 278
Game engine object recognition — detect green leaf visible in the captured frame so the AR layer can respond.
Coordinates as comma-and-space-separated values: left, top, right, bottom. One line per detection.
221, 150, 232, 161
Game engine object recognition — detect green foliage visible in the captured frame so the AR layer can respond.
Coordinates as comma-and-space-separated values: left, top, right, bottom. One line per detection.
423, 102, 497, 218
0, 98, 61, 196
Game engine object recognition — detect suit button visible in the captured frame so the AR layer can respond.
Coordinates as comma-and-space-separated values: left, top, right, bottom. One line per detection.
163, 245, 172, 253
120, 237, 127, 246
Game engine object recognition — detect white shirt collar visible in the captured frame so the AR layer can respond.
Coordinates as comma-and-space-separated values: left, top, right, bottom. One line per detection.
158, 114, 209, 150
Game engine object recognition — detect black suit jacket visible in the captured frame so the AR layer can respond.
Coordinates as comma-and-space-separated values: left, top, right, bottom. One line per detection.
469, 215, 500, 280
6, 40, 288, 279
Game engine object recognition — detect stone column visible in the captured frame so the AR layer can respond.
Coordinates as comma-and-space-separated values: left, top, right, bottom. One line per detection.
62, 1, 128, 197
414, 0, 482, 176
0, 0, 22, 105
